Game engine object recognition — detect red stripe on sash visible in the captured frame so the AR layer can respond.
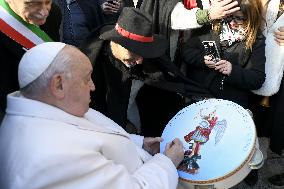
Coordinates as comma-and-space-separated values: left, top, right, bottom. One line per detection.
0, 18, 36, 49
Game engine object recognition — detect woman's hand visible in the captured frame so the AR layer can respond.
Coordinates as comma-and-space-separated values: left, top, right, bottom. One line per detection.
215, 60, 232, 75
204, 55, 217, 69
101, 0, 121, 14
209, 0, 240, 20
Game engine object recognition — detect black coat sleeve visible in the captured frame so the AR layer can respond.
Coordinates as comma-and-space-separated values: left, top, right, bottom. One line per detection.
77, 0, 105, 31
225, 38, 266, 90
143, 55, 211, 96
182, 36, 207, 69
139, 0, 179, 36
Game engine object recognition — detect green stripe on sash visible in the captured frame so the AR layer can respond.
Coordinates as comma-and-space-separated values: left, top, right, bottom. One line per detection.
0, 0, 53, 42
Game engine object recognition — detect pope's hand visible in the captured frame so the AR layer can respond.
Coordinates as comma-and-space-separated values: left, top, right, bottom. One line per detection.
143, 137, 163, 155
164, 138, 184, 167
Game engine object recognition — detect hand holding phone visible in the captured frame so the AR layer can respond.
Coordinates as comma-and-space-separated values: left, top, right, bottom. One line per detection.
202, 41, 221, 63
106, 0, 116, 5
102, 0, 121, 14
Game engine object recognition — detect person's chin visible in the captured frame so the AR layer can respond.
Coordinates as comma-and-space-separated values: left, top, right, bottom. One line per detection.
29, 18, 47, 26
36, 19, 47, 26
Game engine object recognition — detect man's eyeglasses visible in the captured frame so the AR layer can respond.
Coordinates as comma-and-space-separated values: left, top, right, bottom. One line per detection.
224, 15, 246, 24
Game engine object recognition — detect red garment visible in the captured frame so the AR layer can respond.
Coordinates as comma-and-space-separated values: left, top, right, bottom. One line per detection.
208, 117, 218, 128
184, 116, 218, 143
183, 0, 197, 9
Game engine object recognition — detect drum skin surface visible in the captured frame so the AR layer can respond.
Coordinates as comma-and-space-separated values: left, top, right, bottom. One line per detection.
160, 99, 256, 189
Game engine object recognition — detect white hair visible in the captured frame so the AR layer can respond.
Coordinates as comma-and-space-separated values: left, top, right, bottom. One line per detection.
20, 47, 74, 99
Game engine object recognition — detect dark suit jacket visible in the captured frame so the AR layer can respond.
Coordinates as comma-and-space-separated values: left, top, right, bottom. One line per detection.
77, 0, 105, 31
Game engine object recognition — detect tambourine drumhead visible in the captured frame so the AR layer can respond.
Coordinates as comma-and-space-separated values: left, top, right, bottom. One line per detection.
160, 99, 256, 189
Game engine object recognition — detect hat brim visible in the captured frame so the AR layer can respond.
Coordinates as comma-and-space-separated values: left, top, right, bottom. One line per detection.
99, 27, 168, 59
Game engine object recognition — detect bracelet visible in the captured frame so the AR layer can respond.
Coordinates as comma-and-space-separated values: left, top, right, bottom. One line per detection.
207, 9, 212, 22
196, 9, 211, 25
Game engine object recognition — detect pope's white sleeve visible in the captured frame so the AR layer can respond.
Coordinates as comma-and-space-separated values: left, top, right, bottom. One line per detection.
171, 2, 202, 30
102, 152, 179, 189
129, 134, 144, 147
132, 153, 179, 189
29, 143, 179, 189
95, 152, 179, 189
64, 151, 178, 189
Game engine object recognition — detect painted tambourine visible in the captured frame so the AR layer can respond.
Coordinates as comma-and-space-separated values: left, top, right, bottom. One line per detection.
160, 99, 263, 189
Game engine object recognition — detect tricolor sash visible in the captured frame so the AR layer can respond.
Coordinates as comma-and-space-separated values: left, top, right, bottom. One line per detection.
0, 0, 53, 50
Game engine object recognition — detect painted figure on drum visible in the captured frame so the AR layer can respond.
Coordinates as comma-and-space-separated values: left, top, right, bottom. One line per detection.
179, 110, 227, 174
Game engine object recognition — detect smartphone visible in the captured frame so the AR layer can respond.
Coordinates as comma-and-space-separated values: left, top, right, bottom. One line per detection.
202, 41, 221, 63
106, 0, 116, 5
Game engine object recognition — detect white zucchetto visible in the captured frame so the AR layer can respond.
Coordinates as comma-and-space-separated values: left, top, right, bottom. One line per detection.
18, 42, 66, 88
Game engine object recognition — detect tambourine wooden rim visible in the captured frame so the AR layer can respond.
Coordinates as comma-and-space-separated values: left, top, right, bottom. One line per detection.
179, 138, 256, 184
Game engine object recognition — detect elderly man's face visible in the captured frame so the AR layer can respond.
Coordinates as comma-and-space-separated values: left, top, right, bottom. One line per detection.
6, 0, 52, 25
110, 41, 143, 68
63, 49, 95, 117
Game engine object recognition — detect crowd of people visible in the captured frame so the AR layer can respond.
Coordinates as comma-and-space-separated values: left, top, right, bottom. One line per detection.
0, 0, 283, 188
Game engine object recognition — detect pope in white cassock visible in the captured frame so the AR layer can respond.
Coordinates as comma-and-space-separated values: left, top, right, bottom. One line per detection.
0, 42, 184, 189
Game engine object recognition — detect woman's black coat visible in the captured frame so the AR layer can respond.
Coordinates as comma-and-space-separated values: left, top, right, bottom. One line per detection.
182, 27, 266, 108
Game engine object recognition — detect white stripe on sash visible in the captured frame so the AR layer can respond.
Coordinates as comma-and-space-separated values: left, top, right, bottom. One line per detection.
0, 6, 44, 45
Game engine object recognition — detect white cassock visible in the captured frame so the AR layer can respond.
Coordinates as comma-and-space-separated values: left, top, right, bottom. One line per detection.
0, 92, 178, 189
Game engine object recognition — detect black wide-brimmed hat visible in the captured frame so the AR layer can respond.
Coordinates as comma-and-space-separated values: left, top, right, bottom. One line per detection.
99, 7, 167, 58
